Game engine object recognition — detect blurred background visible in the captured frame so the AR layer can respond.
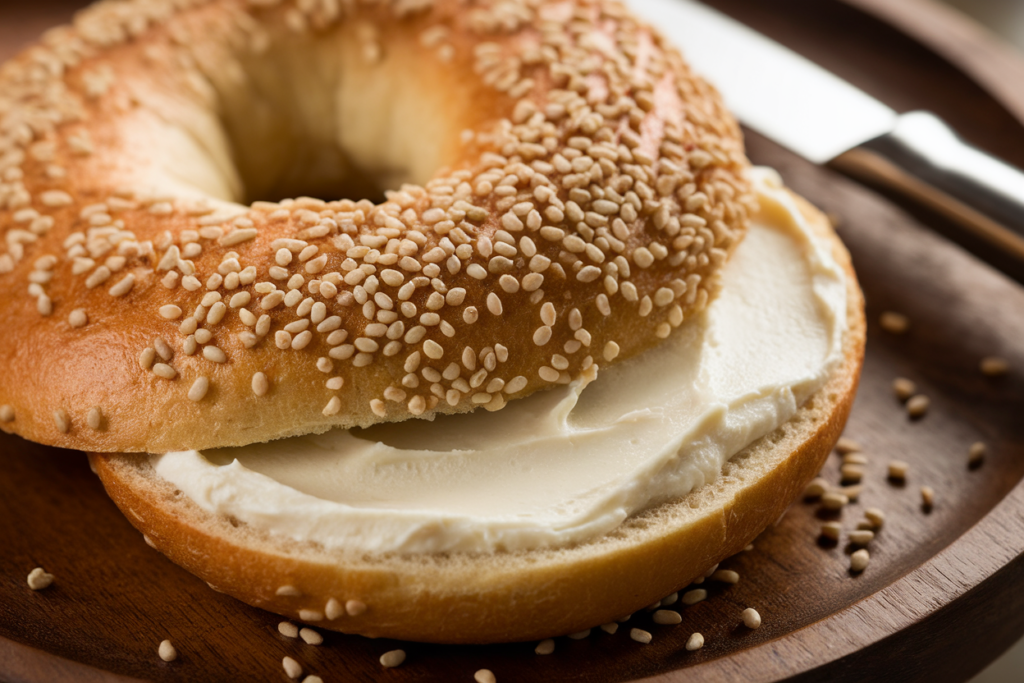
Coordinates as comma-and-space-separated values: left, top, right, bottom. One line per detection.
1, 0, 1022, 680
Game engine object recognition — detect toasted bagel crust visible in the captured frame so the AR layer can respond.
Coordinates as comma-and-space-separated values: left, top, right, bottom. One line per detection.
0, 0, 752, 453
90, 195, 865, 644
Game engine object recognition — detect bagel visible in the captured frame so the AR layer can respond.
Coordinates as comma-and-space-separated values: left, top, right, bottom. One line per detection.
90, 185, 865, 644
0, 0, 752, 454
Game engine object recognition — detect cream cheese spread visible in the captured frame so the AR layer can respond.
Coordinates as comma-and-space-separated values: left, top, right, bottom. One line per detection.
153, 168, 848, 554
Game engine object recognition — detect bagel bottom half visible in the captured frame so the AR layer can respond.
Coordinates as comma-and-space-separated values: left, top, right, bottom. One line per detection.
89, 192, 865, 645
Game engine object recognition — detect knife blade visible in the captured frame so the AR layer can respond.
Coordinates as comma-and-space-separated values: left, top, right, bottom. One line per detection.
631, 0, 1024, 271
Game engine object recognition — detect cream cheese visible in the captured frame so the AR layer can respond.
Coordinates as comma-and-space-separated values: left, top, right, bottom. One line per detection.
153, 168, 848, 554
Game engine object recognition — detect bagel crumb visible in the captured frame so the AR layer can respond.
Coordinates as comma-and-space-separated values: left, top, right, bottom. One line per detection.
969, 442, 987, 467
278, 622, 299, 638
741, 608, 762, 629
820, 521, 841, 541
888, 461, 909, 481
820, 492, 848, 511
380, 649, 406, 668
980, 356, 1010, 377
26, 568, 53, 590
535, 639, 555, 655
158, 640, 177, 662
283, 656, 302, 679
600, 623, 619, 635
892, 377, 916, 401
864, 508, 886, 528
474, 669, 497, 683
685, 633, 705, 651
345, 600, 367, 616
652, 610, 682, 625
630, 628, 652, 644
299, 628, 322, 645
681, 589, 707, 605
849, 530, 875, 545
906, 395, 929, 418
835, 437, 862, 454
851, 549, 870, 573
879, 311, 909, 334
803, 477, 829, 499
921, 486, 935, 509
710, 569, 740, 584
567, 629, 591, 640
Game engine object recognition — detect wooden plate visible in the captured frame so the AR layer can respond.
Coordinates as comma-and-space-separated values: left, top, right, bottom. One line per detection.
3, 1, 1024, 681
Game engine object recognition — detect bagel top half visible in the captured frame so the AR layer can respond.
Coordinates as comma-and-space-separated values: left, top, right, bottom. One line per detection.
0, 0, 753, 453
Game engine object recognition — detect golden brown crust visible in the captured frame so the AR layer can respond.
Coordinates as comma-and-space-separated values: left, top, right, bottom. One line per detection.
89, 196, 866, 644
0, 0, 752, 453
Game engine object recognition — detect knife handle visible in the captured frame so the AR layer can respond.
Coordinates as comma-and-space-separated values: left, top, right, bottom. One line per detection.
831, 111, 1024, 268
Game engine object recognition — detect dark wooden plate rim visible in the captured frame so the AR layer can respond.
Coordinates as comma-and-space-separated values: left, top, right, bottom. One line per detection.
4, 1, 1024, 682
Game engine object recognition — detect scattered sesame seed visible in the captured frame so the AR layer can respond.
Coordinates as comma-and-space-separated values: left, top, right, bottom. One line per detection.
843, 453, 868, 466
630, 628, 652, 644
325, 598, 343, 620
820, 521, 841, 541
741, 608, 761, 629
681, 589, 707, 605
299, 628, 322, 645
276, 585, 301, 597
298, 609, 323, 622
302, 677, 323, 683
821, 492, 849, 511
68, 309, 88, 328
803, 477, 829, 499
278, 622, 299, 638
653, 610, 682, 625
567, 629, 591, 640
188, 377, 210, 402
252, 372, 269, 396
906, 394, 929, 418
980, 356, 1010, 377
53, 409, 70, 434
710, 569, 740, 584
921, 486, 935, 509
345, 599, 367, 616
26, 567, 54, 590
888, 461, 909, 481
849, 530, 875, 545
600, 622, 619, 634
840, 463, 864, 484
380, 649, 406, 668
152, 363, 176, 380
474, 670, 497, 683
969, 442, 987, 467
850, 549, 870, 572
892, 377, 916, 401
0, 405, 13, 422
864, 508, 886, 528
87, 406, 103, 431
282, 656, 303, 679
159, 305, 182, 320
154, 640, 177, 663
879, 311, 909, 334
685, 633, 704, 651
835, 437, 862, 454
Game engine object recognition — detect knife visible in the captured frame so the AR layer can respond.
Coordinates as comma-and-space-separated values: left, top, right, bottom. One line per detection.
631, 0, 1024, 271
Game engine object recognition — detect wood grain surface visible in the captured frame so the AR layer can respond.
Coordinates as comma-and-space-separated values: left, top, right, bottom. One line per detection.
2, 1, 1024, 682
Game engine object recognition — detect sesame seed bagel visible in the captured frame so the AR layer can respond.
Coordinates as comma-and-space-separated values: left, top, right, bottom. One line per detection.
0, 0, 752, 454
89, 191, 865, 644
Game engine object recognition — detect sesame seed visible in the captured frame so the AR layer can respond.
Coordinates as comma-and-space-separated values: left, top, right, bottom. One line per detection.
0, 405, 14, 422
278, 622, 299, 638
203, 346, 227, 363
906, 394, 929, 418
567, 629, 591, 640
108, 274, 135, 297
921, 485, 935, 509
252, 373, 269, 396
653, 610, 681, 625
298, 609, 323, 622
685, 632, 704, 651
849, 530, 875, 545
87, 407, 103, 431
188, 377, 209, 402
475, 670, 497, 683
710, 569, 739, 584
980, 356, 1010, 376
68, 309, 88, 328
276, 585, 301, 597
741, 608, 761, 629
820, 492, 848, 510
53, 409, 70, 434
345, 599, 367, 616
892, 377, 916, 401
380, 649, 406, 668
888, 461, 909, 480
299, 628, 322, 645
969, 441, 987, 467
535, 639, 555, 655
486, 292, 503, 315
681, 588, 707, 605
26, 567, 54, 590
159, 305, 182, 320
879, 311, 909, 334
803, 477, 829, 499
850, 549, 870, 572
158, 640, 177, 662
840, 464, 864, 484
820, 521, 841, 541
303, 677, 323, 683
835, 437, 862, 454
630, 628, 652, 644
843, 453, 868, 466
325, 598, 343, 620
864, 508, 886, 528
600, 622, 619, 634
282, 656, 303, 679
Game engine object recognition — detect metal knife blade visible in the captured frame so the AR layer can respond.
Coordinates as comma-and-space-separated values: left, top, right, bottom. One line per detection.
631, 0, 1024, 276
